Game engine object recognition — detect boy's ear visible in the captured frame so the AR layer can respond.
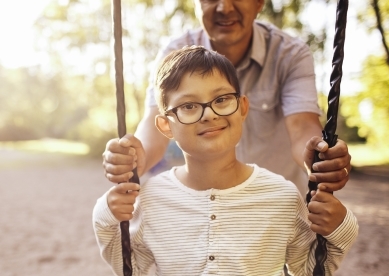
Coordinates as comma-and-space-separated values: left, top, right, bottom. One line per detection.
155, 115, 174, 139
239, 95, 250, 120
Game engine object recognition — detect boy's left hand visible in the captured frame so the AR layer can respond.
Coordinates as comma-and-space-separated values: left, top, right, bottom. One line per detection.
307, 189, 347, 236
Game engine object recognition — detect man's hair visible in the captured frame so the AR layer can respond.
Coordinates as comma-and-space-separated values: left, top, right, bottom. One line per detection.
154, 45, 240, 113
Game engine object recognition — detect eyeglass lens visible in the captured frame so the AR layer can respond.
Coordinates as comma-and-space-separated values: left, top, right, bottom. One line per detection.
175, 93, 238, 124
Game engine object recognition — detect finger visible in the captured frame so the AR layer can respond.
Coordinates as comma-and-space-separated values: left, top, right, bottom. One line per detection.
306, 137, 328, 153
112, 205, 136, 222
119, 134, 143, 150
303, 137, 328, 171
105, 137, 133, 154
115, 211, 135, 222
104, 162, 136, 183
309, 166, 349, 182
105, 171, 134, 184
119, 134, 146, 176
309, 166, 350, 192
115, 182, 141, 194
312, 154, 351, 173
317, 176, 348, 192
311, 189, 334, 202
307, 201, 322, 215
104, 159, 136, 175
103, 149, 136, 166
308, 215, 331, 236
317, 139, 349, 160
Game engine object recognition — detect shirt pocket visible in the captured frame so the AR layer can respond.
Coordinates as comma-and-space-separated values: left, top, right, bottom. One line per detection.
245, 87, 282, 138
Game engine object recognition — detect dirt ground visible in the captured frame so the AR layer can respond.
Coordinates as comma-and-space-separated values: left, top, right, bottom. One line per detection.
0, 149, 388, 276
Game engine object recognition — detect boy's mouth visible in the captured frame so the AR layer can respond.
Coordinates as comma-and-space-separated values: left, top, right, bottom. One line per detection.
198, 126, 227, 136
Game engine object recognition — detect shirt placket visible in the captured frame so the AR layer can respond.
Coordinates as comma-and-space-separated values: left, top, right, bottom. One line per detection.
206, 193, 219, 274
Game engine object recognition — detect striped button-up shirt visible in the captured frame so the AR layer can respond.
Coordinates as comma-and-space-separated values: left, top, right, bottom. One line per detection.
93, 164, 358, 276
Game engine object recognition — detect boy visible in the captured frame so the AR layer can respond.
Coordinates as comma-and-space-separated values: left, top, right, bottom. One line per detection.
93, 46, 358, 276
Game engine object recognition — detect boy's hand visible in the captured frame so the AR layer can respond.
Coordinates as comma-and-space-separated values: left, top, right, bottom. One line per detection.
307, 189, 347, 236
303, 137, 351, 192
107, 182, 140, 222
103, 134, 146, 183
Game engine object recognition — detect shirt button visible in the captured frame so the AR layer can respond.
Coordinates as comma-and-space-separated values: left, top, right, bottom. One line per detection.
262, 103, 268, 110
209, 255, 215, 261
210, 215, 216, 220
210, 195, 215, 201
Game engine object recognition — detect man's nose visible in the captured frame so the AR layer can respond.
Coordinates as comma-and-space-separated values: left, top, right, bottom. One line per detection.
216, 0, 235, 14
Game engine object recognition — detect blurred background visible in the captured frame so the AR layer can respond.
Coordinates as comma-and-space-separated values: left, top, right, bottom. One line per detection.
0, 0, 388, 275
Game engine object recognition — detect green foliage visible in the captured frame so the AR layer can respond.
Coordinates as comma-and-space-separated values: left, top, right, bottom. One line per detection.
261, 0, 327, 55
341, 0, 389, 147
3, 0, 381, 155
0, 0, 199, 154
341, 55, 389, 147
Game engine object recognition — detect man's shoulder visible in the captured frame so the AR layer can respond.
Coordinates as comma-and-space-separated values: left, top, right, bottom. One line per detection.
254, 20, 307, 48
162, 27, 205, 51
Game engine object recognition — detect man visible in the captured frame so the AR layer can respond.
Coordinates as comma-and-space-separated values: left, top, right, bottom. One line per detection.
103, 0, 351, 195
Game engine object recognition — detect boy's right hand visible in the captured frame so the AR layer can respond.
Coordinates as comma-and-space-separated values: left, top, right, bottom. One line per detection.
307, 189, 347, 236
107, 182, 140, 221
102, 134, 146, 183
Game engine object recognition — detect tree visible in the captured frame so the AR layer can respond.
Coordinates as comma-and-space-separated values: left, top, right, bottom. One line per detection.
1, 0, 345, 154
341, 0, 389, 147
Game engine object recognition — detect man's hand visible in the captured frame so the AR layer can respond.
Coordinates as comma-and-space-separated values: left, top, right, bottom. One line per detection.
102, 134, 146, 183
308, 189, 347, 236
107, 182, 140, 221
303, 137, 351, 192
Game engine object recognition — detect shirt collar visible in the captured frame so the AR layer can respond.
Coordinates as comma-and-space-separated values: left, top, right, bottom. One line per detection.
250, 20, 266, 67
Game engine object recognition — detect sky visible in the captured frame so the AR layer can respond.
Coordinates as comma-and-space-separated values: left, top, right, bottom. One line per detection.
0, 0, 384, 96
0, 0, 51, 68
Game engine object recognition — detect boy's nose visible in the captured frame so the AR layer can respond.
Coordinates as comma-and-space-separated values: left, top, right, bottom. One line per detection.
200, 106, 219, 122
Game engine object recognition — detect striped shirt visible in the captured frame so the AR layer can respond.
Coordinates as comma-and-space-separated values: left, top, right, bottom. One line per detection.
93, 164, 358, 276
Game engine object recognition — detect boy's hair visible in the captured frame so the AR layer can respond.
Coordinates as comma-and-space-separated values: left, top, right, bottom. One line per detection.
154, 45, 241, 113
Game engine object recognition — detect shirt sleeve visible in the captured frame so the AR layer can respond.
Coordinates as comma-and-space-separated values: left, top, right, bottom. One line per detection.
92, 192, 155, 276
280, 42, 321, 117
286, 196, 359, 275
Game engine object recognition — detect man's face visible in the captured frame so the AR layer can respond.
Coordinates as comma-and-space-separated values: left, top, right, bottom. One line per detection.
194, 0, 264, 48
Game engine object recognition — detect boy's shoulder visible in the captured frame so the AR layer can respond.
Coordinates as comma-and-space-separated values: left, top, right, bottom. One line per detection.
141, 169, 173, 189
250, 164, 300, 196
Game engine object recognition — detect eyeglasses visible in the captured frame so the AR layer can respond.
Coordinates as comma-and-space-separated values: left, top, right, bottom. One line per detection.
164, 92, 240, 125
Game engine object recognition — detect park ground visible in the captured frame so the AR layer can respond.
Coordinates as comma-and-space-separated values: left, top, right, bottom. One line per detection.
0, 145, 388, 276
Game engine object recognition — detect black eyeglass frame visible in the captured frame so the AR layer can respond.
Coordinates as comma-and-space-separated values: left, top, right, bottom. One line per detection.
164, 92, 240, 125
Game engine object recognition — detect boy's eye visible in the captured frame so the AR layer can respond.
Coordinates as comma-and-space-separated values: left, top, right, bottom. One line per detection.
180, 103, 198, 111
215, 96, 228, 104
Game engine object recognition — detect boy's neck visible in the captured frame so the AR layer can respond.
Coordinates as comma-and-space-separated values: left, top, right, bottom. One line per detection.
175, 155, 253, 191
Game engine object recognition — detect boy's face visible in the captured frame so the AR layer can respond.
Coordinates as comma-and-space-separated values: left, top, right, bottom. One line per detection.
194, 0, 264, 48
156, 69, 249, 158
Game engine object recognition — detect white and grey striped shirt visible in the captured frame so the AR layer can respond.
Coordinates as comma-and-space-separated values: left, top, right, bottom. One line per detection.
93, 164, 358, 276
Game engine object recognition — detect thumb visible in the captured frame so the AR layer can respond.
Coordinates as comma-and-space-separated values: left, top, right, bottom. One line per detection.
303, 136, 328, 173
311, 189, 331, 203
118, 133, 136, 147
115, 182, 141, 194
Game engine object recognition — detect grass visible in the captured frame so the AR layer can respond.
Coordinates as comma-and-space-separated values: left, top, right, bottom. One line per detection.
0, 138, 90, 155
